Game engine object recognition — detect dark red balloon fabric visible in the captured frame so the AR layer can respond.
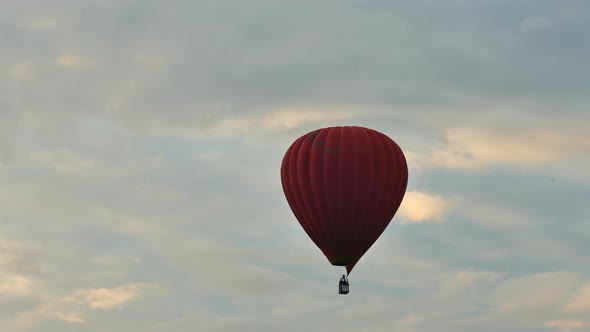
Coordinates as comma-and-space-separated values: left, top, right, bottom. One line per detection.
280, 126, 408, 275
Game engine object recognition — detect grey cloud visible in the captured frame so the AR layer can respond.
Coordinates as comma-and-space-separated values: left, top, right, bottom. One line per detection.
1, 1, 590, 331
5, 0, 589, 136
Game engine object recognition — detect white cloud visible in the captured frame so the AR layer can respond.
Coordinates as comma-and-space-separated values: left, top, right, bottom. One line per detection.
90, 254, 141, 267
440, 128, 590, 168
7, 299, 88, 330
397, 190, 452, 224
72, 283, 151, 309
0, 238, 39, 265
54, 311, 86, 324
136, 53, 182, 74
0, 273, 35, 295
3, 282, 152, 330
201, 106, 357, 138
404, 151, 432, 171
417, 126, 590, 171
10, 61, 34, 80
436, 270, 504, 298
159, 235, 302, 297
568, 283, 590, 312
458, 199, 532, 229
136, 105, 358, 142
30, 148, 95, 173
393, 314, 421, 332
545, 320, 590, 332
0, 1, 589, 331
105, 80, 140, 114
490, 272, 585, 319
260, 107, 356, 129
55, 54, 95, 69
26, 16, 58, 30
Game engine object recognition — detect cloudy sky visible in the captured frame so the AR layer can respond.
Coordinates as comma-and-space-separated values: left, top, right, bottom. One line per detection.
2, 0, 590, 331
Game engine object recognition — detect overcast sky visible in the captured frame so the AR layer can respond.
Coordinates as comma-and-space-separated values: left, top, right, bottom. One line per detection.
1, 1, 590, 331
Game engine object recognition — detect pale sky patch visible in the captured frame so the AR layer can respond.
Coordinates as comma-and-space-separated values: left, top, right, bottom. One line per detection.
520, 16, 551, 33
105, 80, 140, 114
394, 314, 420, 330
136, 53, 182, 73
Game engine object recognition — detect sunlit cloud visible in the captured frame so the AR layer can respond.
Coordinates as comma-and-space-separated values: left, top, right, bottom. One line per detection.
459, 199, 532, 229
397, 190, 452, 224
568, 283, 590, 312
436, 270, 504, 298
203, 107, 358, 138
55, 54, 95, 70
0, 238, 40, 265
30, 148, 95, 173
71, 283, 152, 310
490, 272, 585, 318
54, 311, 86, 324
3, 283, 151, 330
432, 128, 590, 169
0, 274, 35, 295
136, 53, 182, 73
545, 320, 590, 332
26, 16, 58, 30
10, 61, 34, 80
416, 126, 590, 171
0, 1, 589, 331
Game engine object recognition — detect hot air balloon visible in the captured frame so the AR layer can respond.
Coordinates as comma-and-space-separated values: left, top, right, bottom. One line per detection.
280, 126, 408, 294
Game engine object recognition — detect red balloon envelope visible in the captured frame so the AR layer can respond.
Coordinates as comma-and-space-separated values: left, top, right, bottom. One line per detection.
280, 126, 408, 275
